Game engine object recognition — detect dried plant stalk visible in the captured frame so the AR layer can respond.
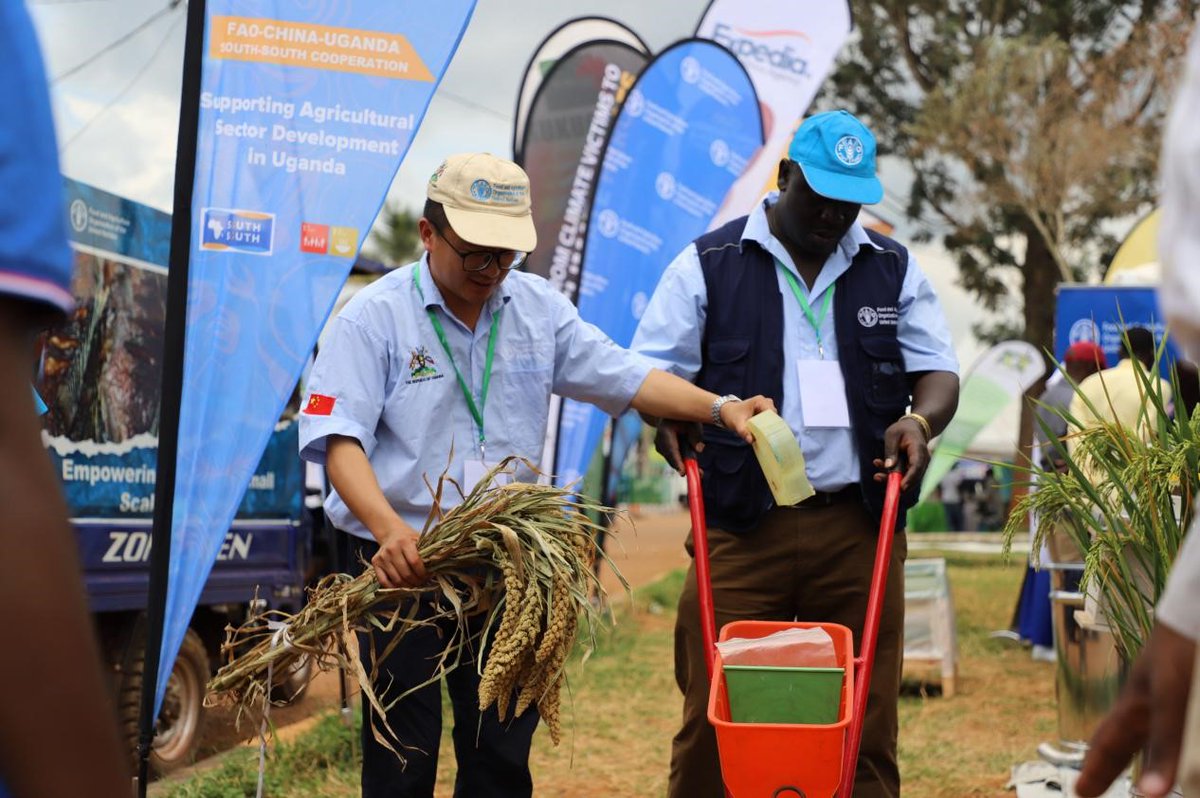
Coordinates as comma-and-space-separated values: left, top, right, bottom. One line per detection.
207, 457, 624, 754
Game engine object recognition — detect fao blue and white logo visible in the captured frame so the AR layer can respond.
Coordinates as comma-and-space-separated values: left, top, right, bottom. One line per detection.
680, 56, 701, 84
857, 306, 878, 328
709, 139, 730, 167
631, 291, 649, 320
69, 199, 89, 233
470, 179, 493, 201
655, 172, 677, 201
834, 135, 865, 167
625, 89, 645, 118
1069, 318, 1100, 345
597, 209, 620, 238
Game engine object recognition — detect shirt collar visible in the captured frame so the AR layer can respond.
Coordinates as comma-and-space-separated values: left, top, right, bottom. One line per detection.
742, 193, 880, 261
741, 194, 880, 296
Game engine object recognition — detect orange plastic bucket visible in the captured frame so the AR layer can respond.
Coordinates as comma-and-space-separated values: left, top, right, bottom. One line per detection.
707, 620, 855, 798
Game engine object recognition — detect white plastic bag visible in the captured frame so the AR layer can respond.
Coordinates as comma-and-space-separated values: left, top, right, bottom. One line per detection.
715, 627, 837, 668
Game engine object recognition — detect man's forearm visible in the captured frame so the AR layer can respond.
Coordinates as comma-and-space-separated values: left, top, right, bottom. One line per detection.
325, 435, 411, 541
910, 371, 959, 437
630, 369, 718, 424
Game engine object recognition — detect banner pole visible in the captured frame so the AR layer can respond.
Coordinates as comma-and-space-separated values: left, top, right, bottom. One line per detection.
136, 0, 206, 792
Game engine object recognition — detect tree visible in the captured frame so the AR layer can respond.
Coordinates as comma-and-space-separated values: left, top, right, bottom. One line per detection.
363, 202, 423, 267
828, 1, 1194, 353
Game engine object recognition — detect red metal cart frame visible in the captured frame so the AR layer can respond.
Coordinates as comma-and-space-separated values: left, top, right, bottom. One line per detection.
685, 457, 903, 798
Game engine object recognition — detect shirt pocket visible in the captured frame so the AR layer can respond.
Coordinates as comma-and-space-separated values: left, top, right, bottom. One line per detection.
498, 341, 555, 457
702, 337, 751, 398
859, 334, 909, 415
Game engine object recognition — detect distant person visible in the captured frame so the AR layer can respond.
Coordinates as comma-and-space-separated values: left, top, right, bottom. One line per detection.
940, 465, 965, 531
1033, 341, 1107, 472
631, 110, 959, 798
1076, 26, 1200, 798
299, 152, 773, 798
1068, 327, 1170, 451
0, 3, 129, 796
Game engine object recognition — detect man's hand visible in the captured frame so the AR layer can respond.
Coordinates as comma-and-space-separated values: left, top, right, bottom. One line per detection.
655, 420, 704, 475
372, 521, 427, 588
1075, 622, 1196, 798
872, 416, 929, 491
718, 395, 777, 443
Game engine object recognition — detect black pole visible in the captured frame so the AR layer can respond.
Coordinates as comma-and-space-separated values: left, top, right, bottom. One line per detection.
135, 0, 206, 793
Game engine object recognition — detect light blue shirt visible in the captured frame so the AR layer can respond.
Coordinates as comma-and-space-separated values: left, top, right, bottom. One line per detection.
299, 256, 654, 538
631, 196, 958, 492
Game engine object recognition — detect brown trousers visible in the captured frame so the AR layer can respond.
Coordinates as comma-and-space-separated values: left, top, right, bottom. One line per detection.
669, 501, 907, 798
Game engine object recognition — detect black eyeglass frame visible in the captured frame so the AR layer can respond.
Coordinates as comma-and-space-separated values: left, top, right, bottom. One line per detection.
430, 221, 527, 272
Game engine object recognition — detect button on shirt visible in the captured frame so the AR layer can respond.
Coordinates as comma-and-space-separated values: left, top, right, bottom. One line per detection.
299, 257, 653, 539
631, 196, 958, 492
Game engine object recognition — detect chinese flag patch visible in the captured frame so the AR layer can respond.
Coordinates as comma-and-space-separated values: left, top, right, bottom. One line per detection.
304, 393, 336, 416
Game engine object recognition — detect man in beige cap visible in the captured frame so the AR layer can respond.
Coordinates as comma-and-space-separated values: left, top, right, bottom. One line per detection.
298, 153, 774, 798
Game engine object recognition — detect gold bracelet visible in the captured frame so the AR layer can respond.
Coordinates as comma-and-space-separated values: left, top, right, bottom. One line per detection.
902, 412, 932, 441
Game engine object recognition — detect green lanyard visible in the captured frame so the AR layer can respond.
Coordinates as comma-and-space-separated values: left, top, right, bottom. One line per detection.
413, 267, 501, 456
777, 261, 834, 359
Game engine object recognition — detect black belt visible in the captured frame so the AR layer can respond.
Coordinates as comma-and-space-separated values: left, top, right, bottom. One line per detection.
787, 484, 860, 509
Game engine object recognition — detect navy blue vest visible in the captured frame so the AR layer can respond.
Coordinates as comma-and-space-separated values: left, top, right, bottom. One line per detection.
693, 216, 916, 533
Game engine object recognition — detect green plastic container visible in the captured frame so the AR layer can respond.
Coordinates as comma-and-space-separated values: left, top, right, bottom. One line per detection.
723, 665, 844, 725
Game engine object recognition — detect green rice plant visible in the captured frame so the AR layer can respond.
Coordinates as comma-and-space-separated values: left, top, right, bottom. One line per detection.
1002, 337, 1197, 663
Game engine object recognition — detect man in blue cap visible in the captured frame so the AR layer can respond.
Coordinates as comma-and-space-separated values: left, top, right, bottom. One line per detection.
633, 109, 960, 797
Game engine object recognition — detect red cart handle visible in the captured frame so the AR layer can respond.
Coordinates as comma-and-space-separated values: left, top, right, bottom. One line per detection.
839, 469, 903, 798
684, 457, 719, 681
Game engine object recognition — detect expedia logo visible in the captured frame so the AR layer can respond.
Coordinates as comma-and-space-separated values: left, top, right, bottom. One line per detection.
711, 22, 810, 77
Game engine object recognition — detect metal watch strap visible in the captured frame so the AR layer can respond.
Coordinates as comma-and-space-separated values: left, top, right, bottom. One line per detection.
711, 394, 741, 428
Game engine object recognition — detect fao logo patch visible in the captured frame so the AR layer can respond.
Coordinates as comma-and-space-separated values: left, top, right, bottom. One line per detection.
857, 306, 878, 327
470, 179, 493, 201
655, 172, 677, 200
597, 209, 620, 238
835, 135, 864, 167
69, 199, 88, 233
1069, 318, 1100, 345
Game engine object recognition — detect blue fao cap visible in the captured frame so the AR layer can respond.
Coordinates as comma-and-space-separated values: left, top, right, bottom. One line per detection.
787, 110, 883, 205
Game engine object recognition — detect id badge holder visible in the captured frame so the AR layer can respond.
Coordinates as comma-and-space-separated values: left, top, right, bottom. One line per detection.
796, 360, 851, 428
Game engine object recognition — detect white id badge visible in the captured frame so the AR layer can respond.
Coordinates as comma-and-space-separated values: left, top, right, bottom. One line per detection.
797, 360, 851, 428
463, 459, 512, 494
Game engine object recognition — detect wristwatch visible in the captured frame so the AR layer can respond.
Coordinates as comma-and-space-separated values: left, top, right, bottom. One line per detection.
711, 394, 742, 428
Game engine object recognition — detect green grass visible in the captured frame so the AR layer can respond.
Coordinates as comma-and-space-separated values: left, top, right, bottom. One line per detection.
165, 555, 1056, 797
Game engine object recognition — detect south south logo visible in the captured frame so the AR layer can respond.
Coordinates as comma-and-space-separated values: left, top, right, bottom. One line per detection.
406, 345, 444, 384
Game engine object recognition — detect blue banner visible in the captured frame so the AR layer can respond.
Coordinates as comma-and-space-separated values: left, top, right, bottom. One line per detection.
554, 39, 762, 488
1055, 284, 1178, 376
158, 0, 474, 713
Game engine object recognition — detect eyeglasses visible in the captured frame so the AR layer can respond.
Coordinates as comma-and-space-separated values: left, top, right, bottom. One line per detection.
431, 222, 526, 272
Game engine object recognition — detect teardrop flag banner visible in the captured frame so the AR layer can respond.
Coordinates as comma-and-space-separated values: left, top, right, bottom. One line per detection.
553, 39, 763, 488
512, 16, 648, 162
152, 0, 476, 717
695, 0, 851, 226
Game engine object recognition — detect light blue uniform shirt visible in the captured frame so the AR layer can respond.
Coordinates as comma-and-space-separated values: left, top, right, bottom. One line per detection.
299, 256, 654, 539
632, 196, 958, 492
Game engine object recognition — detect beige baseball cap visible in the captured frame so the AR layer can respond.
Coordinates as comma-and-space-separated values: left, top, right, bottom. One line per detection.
426, 153, 537, 252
